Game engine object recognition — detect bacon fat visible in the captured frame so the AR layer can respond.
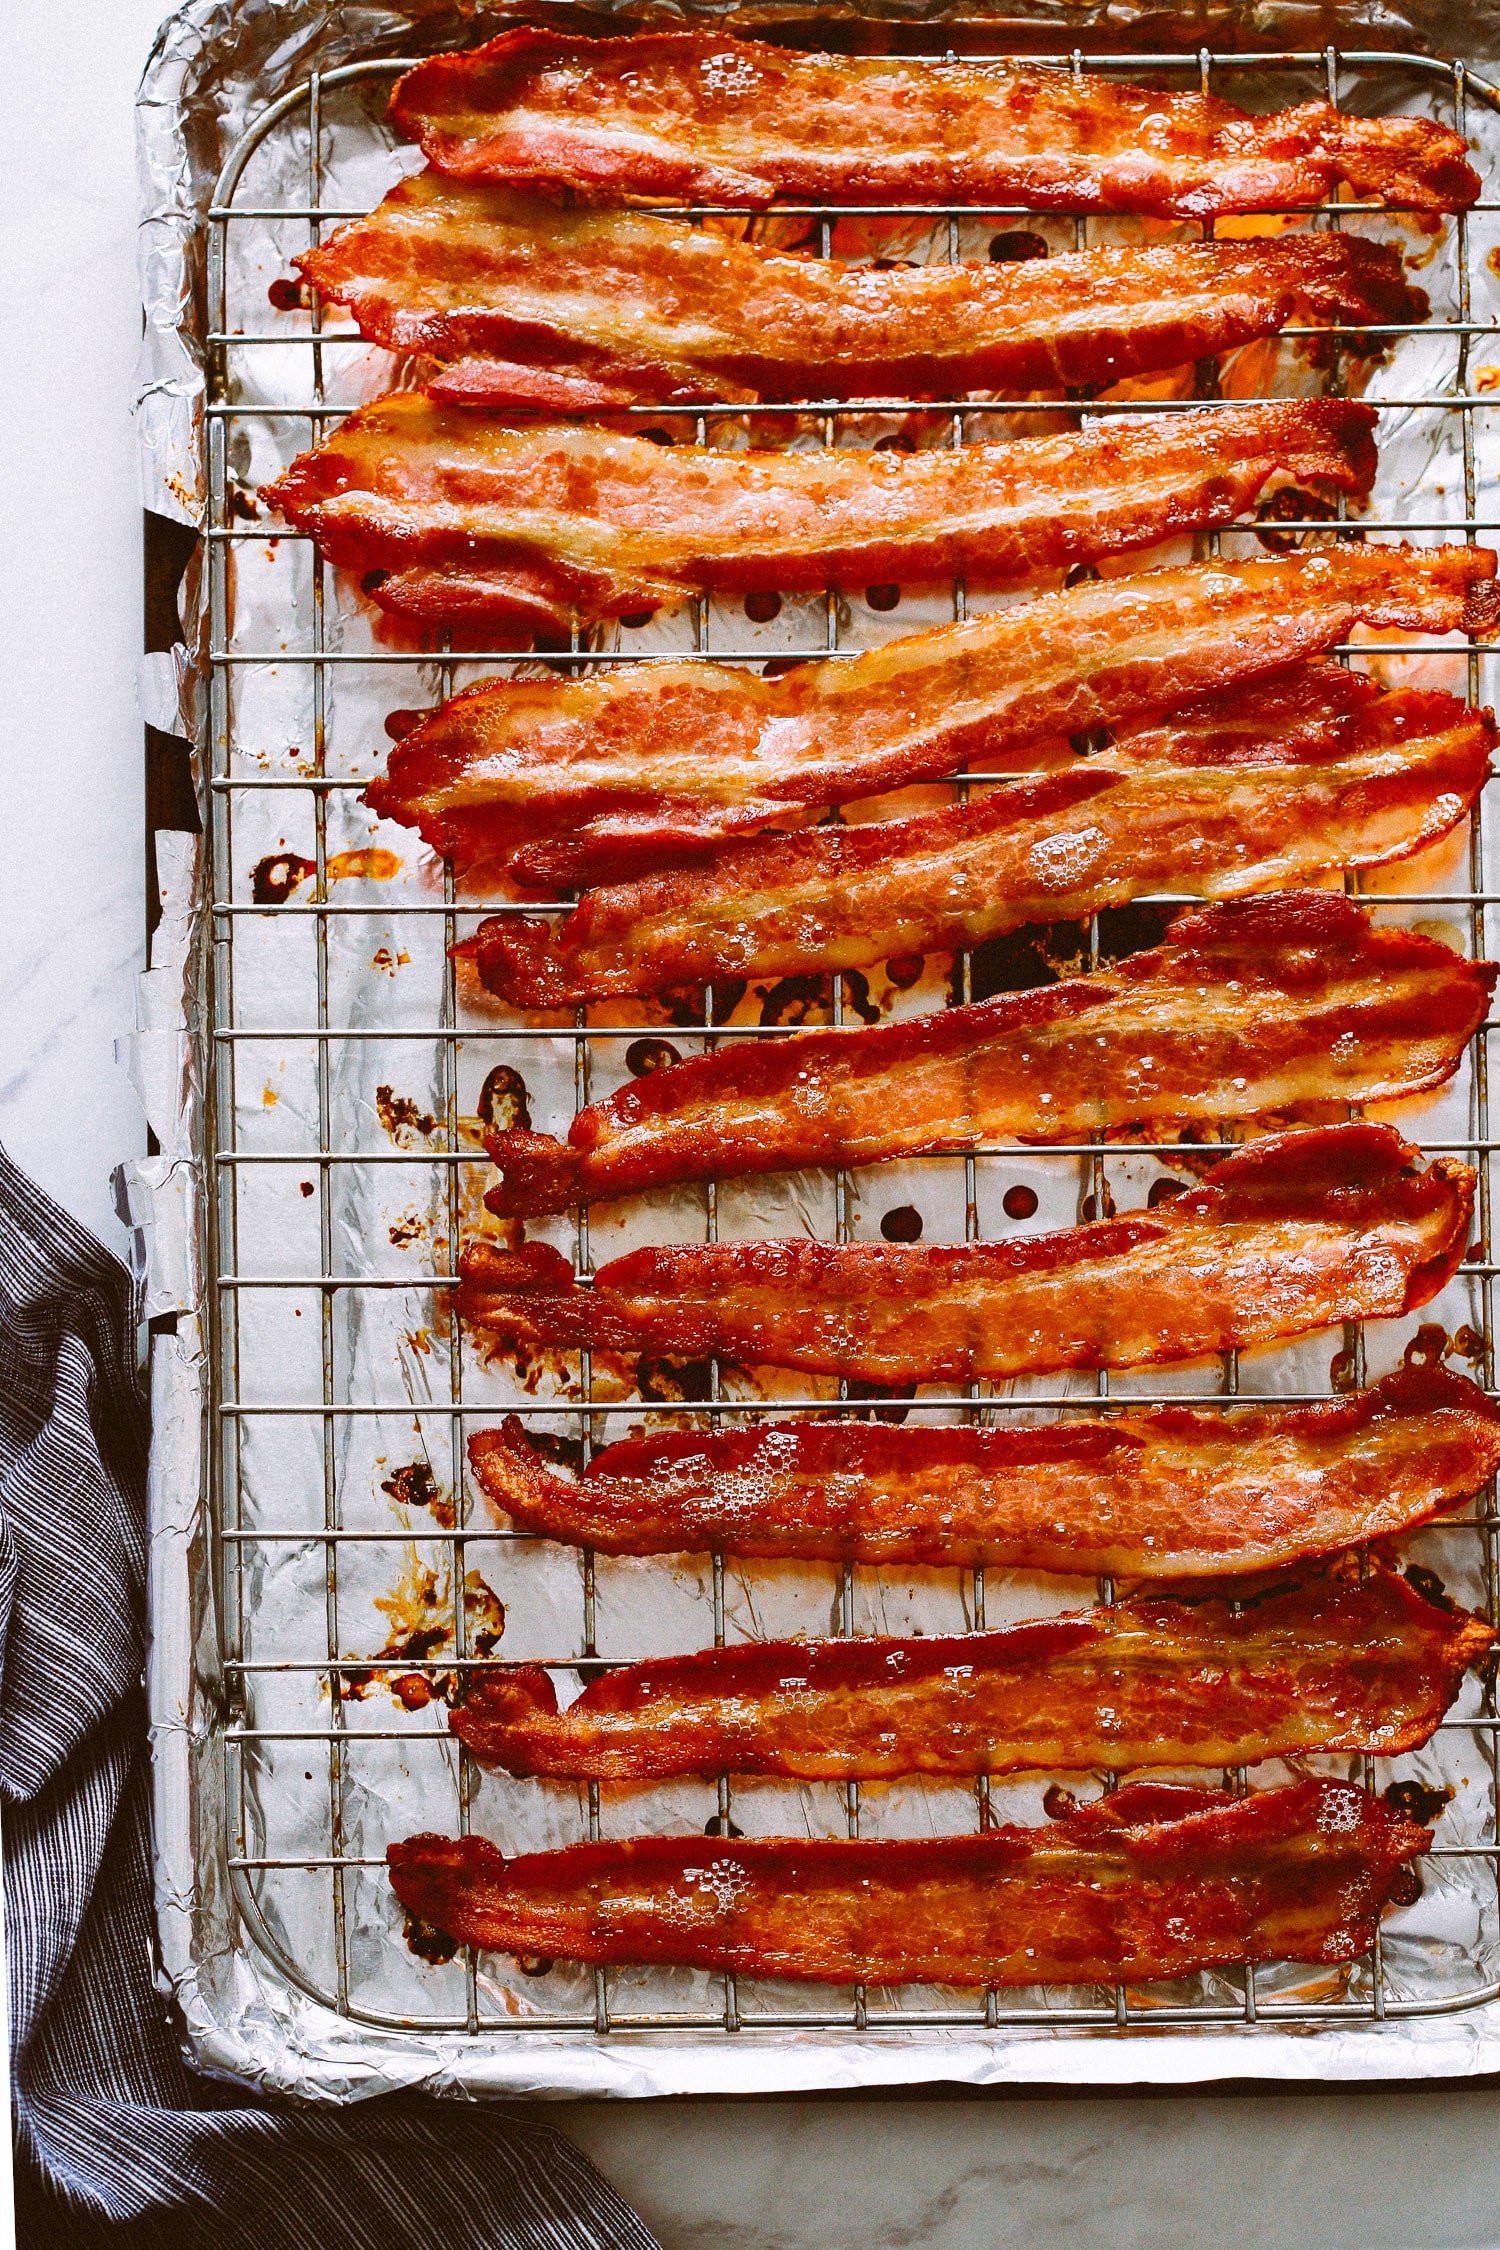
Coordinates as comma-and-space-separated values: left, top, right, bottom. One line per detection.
469, 1364, 1500, 1575
389, 30, 1480, 217
370, 543, 1500, 887
451, 1558, 1491, 1781
386, 1779, 1431, 1985
263, 393, 1376, 634
302, 170, 1426, 410
482, 893, 1494, 1216
458, 1124, 1475, 1384
472, 668, 1494, 1004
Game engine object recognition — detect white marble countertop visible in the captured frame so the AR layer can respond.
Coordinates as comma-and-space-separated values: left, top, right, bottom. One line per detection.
6, 8, 1500, 2243
0, 2, 158, 1254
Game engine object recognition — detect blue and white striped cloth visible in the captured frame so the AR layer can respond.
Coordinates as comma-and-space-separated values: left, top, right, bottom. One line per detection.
0, 1149, 659, 2248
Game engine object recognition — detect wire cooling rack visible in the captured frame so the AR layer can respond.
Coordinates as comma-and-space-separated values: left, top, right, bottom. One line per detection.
200, 36, 1500, 2052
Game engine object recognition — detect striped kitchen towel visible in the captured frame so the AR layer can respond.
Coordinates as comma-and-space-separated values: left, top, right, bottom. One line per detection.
0, 1148, 659, 2250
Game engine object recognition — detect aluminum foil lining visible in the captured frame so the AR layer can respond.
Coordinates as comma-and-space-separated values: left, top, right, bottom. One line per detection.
133, 0, 1500, 2097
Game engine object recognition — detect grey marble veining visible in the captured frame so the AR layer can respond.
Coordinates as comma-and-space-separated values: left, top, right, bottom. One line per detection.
568, 2089, 1500, 2250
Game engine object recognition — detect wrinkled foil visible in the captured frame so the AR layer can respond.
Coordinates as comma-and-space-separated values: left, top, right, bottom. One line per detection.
134, 0, 1500, 2098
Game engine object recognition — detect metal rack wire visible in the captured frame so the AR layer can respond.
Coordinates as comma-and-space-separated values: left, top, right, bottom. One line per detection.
202, 38, 1500, 2046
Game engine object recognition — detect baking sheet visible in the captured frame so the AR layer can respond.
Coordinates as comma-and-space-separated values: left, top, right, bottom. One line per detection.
133, 0, 1500, 2096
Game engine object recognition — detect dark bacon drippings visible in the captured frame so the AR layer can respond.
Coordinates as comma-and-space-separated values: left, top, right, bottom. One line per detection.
458, 1124, 1475, 1384
471, 669, 1494, 1004
367, 543, 1500, 887
469, 1364, 1500, 1573
451, 1559, 1492, 1780
388, 30, 1480, 216
301, 170, 1426, 409
386, 1779, 1432, 1986
263, 393, 1376, 635
480, 893, 1495, 1215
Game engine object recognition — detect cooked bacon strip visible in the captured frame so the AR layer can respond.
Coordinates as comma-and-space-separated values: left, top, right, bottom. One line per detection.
451, 1560, 1490, 1781
482, 893, 1494, 1216
389, 30, 1480, 217
262, 394, 1376, 635
301, 171, 1425, 410
370, 543, 1500, 887
469, 1364, 1500, 1574
387, 1779, 1431, 1985
473, 669, 1493, 1004
458, 1124, 1474, 1384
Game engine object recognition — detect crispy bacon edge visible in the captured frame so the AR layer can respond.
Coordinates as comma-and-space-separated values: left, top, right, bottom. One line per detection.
386, 1778, 1432, 1985
479, 892, 1497, 1216
466, 1363, 1500, 1573
368, 544, 1500, 889
448, 1558, 1492, 1781
297, 179, 1427, 408
388, 30, 1481, 216
456, 1124, 1476, 1383
261, 394, 1378, 636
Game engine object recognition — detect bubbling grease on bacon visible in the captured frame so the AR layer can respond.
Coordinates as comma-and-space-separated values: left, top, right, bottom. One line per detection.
468, 1364, 1500, 1574
388, 29, 1480, 217
366, 543, 1500, 887
479, 893, 1496, 1215
457, 1123, 1476, 1385
386, 1778, 1432, 1985
450, 1558, 1492, 1781
299, 170, 1427, 409
262, 393, 1377, 634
